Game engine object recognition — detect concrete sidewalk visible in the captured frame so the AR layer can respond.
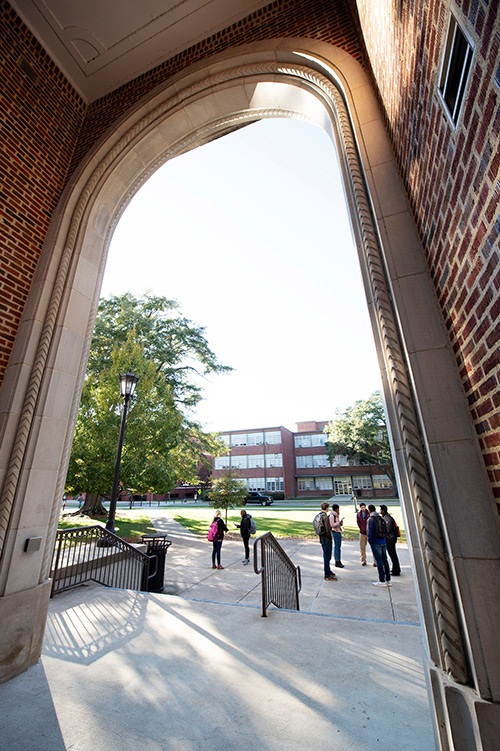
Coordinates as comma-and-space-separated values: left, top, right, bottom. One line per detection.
0, 512, 435, 751
151, 510, 421, 625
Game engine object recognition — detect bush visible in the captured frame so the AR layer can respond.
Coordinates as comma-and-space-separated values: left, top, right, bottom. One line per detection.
268, 492, 285, 500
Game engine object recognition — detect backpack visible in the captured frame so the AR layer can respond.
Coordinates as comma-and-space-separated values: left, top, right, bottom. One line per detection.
207, 519, 218, 541
373, 514, 387, 539
394, 521, 401, 538
313, 512, 326, 536
248, 516, 257, 535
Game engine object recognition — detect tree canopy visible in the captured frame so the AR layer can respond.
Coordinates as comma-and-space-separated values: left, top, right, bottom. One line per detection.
65, 293, 229, 510
324, 391, 395, 484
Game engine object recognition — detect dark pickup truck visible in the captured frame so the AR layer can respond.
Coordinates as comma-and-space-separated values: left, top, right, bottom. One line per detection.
243, 491, 274, 506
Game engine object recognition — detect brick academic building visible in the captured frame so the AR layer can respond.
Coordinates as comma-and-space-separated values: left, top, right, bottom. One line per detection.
213, 421, 396, 499
0, 1, 499, 747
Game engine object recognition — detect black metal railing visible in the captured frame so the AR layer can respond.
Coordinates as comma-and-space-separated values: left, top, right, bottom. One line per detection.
253, 532, 301, 617
51, 526, 156, 596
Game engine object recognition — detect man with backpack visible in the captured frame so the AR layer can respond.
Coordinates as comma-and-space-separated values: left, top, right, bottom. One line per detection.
313, 502, 337, 581
380, 504, 401, 576
367, 504, 392, 587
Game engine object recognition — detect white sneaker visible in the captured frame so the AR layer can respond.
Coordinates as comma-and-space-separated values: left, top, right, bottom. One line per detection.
386, 581, 393, 587
373, 581, 387, 587
242, 559, 249, 565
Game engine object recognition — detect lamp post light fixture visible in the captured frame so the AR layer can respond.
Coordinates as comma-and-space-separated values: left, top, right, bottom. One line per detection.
105, 371, 139, 536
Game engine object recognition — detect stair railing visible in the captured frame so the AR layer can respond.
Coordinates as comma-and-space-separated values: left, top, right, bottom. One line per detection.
253, 532, 301, 617
51, 525, 156, 596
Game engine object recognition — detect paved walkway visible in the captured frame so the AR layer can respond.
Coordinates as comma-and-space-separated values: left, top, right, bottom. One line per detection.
0, 511, 435, 751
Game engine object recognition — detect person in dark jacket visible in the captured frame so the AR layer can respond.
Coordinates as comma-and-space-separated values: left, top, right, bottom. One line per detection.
380, 504, 401, 576
356, 502, 370, 566
211, 510, 228, 570
318, 502, 337, 581
367, 504, 392, 587
236, 509, 252, 565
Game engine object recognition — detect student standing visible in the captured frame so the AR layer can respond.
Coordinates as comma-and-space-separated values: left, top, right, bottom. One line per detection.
380, 504, 401, 576
316, 502, 337, 580
367, 504, 392, 587
356, 502, 370, 566
236, 509, 252, 565
329, 503, 344, 568
210, 510, 228, 570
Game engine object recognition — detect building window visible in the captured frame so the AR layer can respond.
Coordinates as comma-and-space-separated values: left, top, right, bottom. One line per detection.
248, 454, 265, 469
331, 454, 349, 467
267, 453, 283, 468
352, 475, 373, 489
313, 454, 328, 468
315, 477, 333, 490
439, 14, 473, 125
214, 456, 231, 470
298, 478, 315, 491
266, 477, 284, 492
296, 455, 313, 469
373, 474, 393, 489
295, 435, 312, 448
311, 433, 326, 447
334, 476, 351, 495
231, 456, 247, 469
265, 430, 281, 445
248, 477, 266, 491
247, 432, 264, 446
231, 433, 247, 447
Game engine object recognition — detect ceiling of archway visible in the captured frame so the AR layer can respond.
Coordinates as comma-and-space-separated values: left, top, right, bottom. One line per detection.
11, 0, 270, 102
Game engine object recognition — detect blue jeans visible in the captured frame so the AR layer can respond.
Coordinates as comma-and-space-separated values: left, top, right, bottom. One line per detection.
212, 539, 222, 565
333, 531, 342, 562
371, 542, 391, 582
320, 539, 333, 577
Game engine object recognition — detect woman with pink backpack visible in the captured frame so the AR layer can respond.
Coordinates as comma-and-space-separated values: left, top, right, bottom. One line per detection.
207, 509, 228, 570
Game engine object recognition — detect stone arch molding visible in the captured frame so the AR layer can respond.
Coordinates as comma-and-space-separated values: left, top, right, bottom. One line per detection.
0, 41, 483, 699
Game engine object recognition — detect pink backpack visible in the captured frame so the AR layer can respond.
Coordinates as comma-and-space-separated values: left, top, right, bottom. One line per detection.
207, 520, 218, 541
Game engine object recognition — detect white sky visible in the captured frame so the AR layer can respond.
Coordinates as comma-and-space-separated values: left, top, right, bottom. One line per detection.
101, 118, 381, 433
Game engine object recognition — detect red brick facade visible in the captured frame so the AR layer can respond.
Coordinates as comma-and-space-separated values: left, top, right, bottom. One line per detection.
0, 1, 85, 383
353, 0, 500, 502
1, 0, 499, 504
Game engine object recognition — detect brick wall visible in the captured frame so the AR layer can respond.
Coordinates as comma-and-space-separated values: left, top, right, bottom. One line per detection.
353, 0, 500, 506
0, 0, 85, 387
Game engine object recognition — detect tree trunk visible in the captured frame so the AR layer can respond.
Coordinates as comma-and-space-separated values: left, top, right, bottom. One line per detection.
71, 492, 108, 517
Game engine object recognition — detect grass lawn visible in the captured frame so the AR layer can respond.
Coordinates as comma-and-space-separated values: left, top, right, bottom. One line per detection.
57, 512, 156, 542
172, 506, 407, 542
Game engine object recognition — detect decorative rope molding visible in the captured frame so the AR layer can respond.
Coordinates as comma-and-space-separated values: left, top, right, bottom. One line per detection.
0, 57, 469, 684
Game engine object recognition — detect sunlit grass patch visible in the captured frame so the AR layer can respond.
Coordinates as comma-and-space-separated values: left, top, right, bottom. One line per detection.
57, 513, 156, 542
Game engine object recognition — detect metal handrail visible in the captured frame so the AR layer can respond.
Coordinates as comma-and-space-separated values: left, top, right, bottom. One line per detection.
253, 532, 301, 617
50, 525, 156, 596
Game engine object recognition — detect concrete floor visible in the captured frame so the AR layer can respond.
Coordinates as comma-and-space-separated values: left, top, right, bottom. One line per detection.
0, 512, 435, 750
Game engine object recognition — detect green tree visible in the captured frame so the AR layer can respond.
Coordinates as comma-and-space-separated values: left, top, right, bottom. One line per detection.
66, 293, 229, 515
209, 472, 247, 523
324, 391, 396, 487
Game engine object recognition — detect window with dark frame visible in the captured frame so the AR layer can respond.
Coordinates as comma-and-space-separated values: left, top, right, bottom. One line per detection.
439, 14, 473, 125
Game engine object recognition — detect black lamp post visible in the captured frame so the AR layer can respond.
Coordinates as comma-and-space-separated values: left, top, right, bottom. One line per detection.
105, 371, 139, 535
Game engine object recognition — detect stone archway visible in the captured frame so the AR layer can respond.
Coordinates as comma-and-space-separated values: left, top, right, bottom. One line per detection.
1, 39, 499, 747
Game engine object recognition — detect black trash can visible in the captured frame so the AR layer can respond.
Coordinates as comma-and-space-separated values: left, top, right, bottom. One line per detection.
141, 534, 172, 593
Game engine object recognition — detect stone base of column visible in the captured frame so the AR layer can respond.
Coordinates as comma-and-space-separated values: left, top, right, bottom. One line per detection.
0, 580, 51, 684
427, 660, 500, 751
